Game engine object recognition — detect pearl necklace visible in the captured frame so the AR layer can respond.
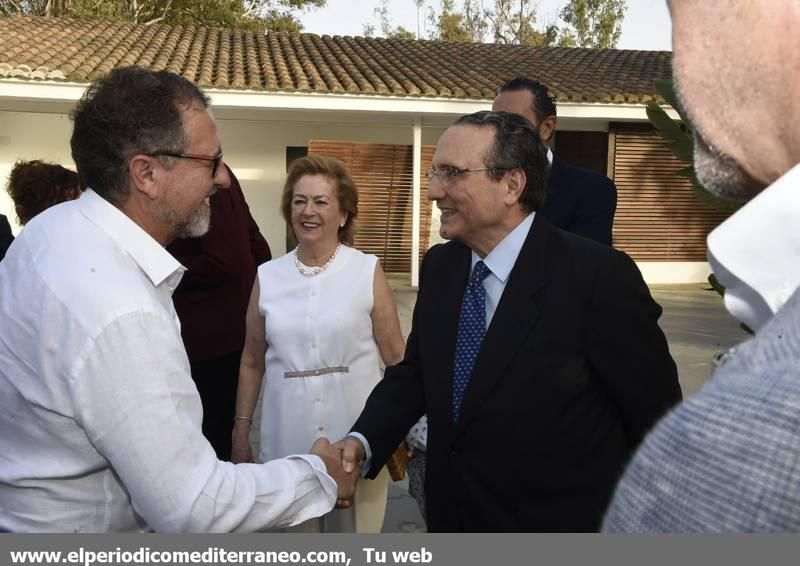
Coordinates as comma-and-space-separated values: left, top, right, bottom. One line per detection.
294, 243, 341, 277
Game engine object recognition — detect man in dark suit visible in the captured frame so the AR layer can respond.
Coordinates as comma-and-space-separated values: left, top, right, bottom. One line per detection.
493, 77, 617, 245
167, 165, 271, 460
336, 111, 680, 532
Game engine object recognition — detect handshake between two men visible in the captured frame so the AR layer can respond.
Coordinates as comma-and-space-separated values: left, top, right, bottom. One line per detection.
310, 437, 368, 509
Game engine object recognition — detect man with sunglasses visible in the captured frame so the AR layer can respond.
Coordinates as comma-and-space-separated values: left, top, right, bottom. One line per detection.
337, 111, 680, 531
0, 66, 352, 532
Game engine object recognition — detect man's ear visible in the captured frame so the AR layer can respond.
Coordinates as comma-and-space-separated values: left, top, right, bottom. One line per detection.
128, 154, 161, 200
505, 168, 527, 206
539, 115, 557, 144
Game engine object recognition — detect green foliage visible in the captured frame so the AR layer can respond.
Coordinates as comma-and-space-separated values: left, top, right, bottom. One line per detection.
0, 0, 56, 17
559, 0, 626, 49
364, 0, 626, 46
0, 0, 325, 31
372, 0, 419, 39
484, 0, 548, 45
391, 25, 416, 40
646, 79, 741, 213
707, 273, 725, 296
427, 0, 484, 42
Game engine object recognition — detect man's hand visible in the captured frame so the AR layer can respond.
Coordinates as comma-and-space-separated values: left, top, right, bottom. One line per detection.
332, 436, 365, 508
310, 437, 358, 508
334, 436, 366, 474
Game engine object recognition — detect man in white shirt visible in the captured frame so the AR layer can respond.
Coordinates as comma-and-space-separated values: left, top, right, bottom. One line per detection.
603, 0, 800, 531
0, 66, 352, 532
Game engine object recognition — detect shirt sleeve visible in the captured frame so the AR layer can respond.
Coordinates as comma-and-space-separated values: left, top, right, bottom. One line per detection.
67, 310, 336, 532
346, 432, 374, 477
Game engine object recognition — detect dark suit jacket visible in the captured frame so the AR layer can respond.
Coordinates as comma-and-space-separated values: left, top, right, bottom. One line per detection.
0, 214, 13, 262
352, 217, 680, 532
540, 155, 617, 245
167, 167, 271, 362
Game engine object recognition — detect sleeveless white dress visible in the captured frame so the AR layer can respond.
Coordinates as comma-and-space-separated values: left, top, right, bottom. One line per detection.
257, 244, 388, 532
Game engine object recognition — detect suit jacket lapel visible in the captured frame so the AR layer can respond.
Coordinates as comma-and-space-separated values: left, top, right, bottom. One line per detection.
426, 243, 471, 440
455, 216, 555, 432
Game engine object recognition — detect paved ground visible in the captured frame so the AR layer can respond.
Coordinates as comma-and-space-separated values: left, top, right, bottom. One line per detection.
650, 285, 751, 396
379, 279, 751, 532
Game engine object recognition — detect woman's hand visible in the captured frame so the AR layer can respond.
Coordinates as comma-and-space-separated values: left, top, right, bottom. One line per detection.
231, 424, 254, 464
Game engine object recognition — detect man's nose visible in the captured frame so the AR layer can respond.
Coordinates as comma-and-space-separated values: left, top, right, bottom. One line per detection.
215, 160, 231, 190
427, 180, 444, 202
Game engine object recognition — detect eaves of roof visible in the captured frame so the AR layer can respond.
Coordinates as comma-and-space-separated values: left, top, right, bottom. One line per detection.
0, 15, 672, 106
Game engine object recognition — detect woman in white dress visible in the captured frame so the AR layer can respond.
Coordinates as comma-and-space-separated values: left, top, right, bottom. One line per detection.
231, 155, 405, 532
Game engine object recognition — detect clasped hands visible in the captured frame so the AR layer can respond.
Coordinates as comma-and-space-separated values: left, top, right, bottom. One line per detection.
310, 437, 365, 508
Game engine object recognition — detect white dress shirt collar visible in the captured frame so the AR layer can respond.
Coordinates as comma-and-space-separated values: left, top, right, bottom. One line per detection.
79, 188, 185, 289
472, 212, 536, 284
547, 147, 554, 165
707, 163, 800, 332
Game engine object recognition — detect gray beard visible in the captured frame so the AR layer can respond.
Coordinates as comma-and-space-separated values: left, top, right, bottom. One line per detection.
673, 73, 763, 202
693, 131, 763, 202
156, 200, 211, 239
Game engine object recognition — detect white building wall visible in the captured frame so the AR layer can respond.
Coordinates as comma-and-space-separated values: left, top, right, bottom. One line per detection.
0, 111, 74, 233
637, 262, 712, 285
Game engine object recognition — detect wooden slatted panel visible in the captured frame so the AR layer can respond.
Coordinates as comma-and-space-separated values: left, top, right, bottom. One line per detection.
554, 130, 609, 176
308, 140, 434, 273
611, 125, 730, 261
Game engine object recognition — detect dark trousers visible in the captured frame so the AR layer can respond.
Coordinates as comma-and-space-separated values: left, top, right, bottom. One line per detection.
190, 351, 241, 461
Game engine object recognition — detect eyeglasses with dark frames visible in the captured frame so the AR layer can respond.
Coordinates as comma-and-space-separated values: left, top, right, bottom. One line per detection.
426, 166, 508, 183
150, 151, 224, 177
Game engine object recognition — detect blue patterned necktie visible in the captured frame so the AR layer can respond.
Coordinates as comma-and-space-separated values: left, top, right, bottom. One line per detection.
452, 260, 491, 422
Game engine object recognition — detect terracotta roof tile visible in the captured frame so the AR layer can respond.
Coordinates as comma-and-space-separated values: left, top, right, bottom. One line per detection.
0, 15, 673, 104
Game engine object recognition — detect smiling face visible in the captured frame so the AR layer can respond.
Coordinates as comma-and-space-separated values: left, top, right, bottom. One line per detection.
428, 124, 521, 256
154, 103, 230, 239
290, 174, 347, 249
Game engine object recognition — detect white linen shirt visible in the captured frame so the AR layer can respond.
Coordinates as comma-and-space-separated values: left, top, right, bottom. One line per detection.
0, 189, 336, 533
